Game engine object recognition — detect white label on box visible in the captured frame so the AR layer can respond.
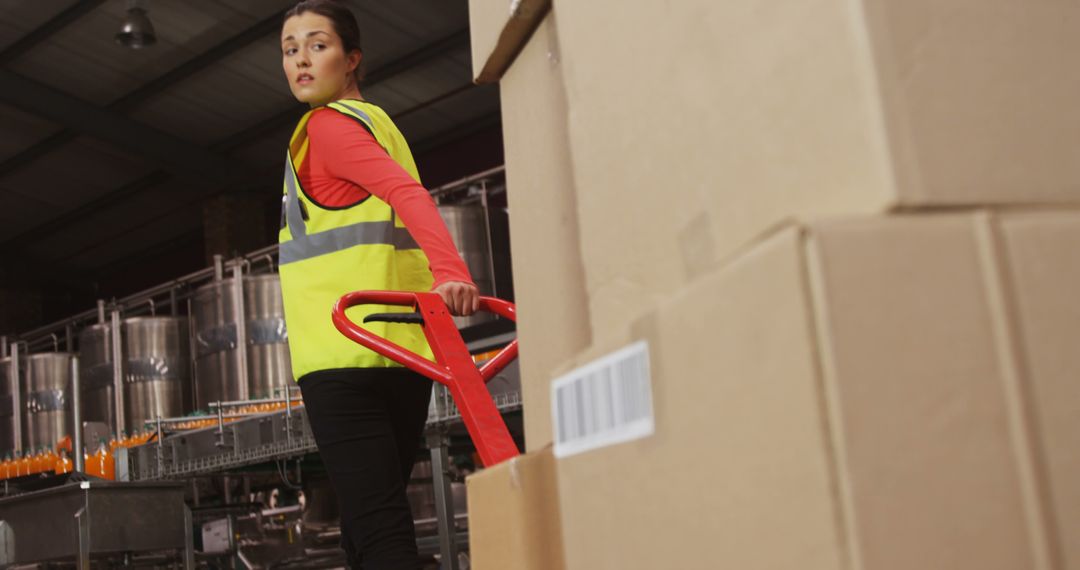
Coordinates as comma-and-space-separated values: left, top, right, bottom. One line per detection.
552, 341, 655, 458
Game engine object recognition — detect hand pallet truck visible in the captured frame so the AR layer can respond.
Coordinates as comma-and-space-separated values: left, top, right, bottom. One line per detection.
332, 291, 522, 467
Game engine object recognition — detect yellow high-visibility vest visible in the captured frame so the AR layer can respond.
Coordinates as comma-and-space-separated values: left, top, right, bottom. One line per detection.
278, 99, 434, 379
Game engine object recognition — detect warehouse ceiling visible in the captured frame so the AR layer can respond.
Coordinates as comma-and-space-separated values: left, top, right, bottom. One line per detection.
0, 0, 498, 304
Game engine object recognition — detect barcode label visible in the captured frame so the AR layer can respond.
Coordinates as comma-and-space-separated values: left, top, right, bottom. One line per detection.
552, 341, 655, 458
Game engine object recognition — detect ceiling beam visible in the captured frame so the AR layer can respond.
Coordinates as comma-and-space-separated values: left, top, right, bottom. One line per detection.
0, 0, 106, 66
0, 70, 237, 178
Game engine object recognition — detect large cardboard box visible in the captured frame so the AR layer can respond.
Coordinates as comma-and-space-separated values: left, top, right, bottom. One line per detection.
468, 0, 550, 83
548, 0, 1080, 338
552, 210, 1080, 570
995, 212, 1080, 570
499, 14, 591, 450
466, 447, 566, 570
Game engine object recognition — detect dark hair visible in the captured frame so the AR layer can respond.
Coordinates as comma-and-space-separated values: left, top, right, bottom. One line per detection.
284, 0, 364, 80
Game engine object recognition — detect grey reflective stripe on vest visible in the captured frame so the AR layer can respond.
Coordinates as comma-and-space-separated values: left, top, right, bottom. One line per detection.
332, 101, 373, 126
281, 153, 419, 266
285, 153, 308, 238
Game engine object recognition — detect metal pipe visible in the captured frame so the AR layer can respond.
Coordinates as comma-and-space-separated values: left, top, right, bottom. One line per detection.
186, 296, 199, 410
169, 288, 178, 317
71, 355, 84, 472
284, 381, 293, 444
213, 254, 224, 281
65, 324, 73, 353
97, 300, 106, 325
207, 393, 299, 409
215, 403, 226, 447
111, 309, 125, 435
10, 342, 22, 454
428, 164, 505, 198
48, 333, 58, 353
427, 429, 459, 569
148, 412, 262, 425
231, 259, 249, 401
479, 180, 499, 298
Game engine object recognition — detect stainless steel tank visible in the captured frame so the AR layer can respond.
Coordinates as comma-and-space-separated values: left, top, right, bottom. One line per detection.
244, 276, 292, 402
78, 324, 114, 429
123, 317, 191, 429
22, 352, 72, 451
0, 358, 15, 453
437, 205, 495, 328
192, 275, 291, 408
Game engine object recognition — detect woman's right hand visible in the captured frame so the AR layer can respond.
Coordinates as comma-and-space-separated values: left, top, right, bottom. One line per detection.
432, 281, 480, 316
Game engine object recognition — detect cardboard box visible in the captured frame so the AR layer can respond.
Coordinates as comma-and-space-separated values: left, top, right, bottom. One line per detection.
468, 0, 550, 83
547, 0, 1080, 338
466, 447, 566, 570
500, 13, 591, 450
995, 212, 1080, 570
552, 210, 1080, 569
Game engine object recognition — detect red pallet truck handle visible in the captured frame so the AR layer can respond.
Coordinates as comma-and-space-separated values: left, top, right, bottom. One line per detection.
332, 291, 520, 467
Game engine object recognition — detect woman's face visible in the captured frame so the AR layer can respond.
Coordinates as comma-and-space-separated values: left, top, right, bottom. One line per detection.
281, 12, 361, 106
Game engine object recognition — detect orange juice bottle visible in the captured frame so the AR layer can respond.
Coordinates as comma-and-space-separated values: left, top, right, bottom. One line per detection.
1, 454, 11, 479
25, 449, 36, 475
54, 449, 72, 475
35, 448, 50, 474
101, 442, 115, 480
83, 447, 99, 478
17, 450, 31, 477
92, 440, 114, 480
45, 448, 59, 474
28, 448, 39, 474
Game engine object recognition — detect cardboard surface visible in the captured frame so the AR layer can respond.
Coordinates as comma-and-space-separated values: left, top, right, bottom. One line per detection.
554, 211, 1079, 569
468, 0, 551, 83
466, 447, 565, 570
804, 214, 1042, 570
499, 14, 591, 450
547, 0, 1080, 338
555, 230, 846, 570
997, 211, 1080, 569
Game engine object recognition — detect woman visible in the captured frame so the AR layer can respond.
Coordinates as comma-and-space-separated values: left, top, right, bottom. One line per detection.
278, 1, 479, 567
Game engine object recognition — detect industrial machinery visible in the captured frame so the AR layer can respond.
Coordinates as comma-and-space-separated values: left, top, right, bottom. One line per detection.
0, 358, 15, 454
192, 273, 291, 408
79, 316, 192, 434
0, 167, 511, 569
437, 204, 497, 329
22, 352, 74, 452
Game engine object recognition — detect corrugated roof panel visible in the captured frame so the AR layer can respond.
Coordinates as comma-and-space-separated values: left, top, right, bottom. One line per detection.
60, 202, 202, 270
0, 183, 61, 242
0, 103, 60, 161
351, 0, 468, 43
0, 136, 156, 208
396, 84, 500, 143
0, 0, 80, 51
26, 181, 189, 262
5, 1, 269, 105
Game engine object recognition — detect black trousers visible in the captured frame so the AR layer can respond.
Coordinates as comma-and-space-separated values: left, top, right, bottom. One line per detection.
298, 367, 433, 570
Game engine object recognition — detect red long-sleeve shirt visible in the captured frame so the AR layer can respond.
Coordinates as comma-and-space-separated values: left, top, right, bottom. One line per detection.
299, 108, 474, 288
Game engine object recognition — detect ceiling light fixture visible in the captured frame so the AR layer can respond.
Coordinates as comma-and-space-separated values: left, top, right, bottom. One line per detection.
115, 0, 157, 49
